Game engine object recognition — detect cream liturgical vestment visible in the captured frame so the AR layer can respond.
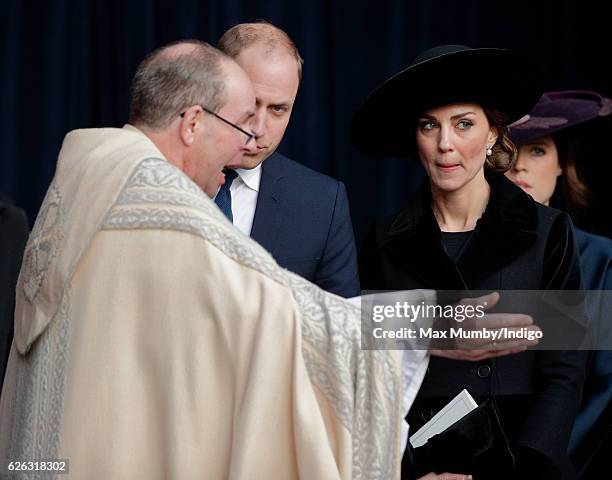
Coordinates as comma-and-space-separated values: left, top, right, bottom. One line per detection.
0, 126, 428, 479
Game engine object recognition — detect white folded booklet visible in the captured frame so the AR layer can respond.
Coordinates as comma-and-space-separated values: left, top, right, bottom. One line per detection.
409, 389, 478, 448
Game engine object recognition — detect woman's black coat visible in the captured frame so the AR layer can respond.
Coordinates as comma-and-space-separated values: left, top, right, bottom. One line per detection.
361, 173, 588, 479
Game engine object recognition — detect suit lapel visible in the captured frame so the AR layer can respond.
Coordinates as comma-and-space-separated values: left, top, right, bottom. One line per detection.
250, 155, 285, 253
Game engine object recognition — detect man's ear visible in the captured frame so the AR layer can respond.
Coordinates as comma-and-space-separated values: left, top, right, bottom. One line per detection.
179, 106, 202, 146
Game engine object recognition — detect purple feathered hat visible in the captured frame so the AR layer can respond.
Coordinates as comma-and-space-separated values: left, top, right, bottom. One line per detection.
509, 90, 612, 146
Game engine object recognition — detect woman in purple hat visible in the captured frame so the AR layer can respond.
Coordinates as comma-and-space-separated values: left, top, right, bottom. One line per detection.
507, 90, 612, 478
354, 46, 588, 480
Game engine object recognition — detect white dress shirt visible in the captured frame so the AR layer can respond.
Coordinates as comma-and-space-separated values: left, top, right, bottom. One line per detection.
214, 165, 262, 236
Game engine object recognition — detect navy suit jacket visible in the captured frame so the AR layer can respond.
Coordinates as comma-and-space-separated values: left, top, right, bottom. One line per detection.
250, 152, 360, 298
569, 229, 612, 476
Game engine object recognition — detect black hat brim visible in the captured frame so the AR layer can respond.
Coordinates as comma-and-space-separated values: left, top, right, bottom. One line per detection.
351, 48, 543, 158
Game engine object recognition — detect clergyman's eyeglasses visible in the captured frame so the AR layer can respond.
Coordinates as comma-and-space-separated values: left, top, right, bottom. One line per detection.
180, 105, 254, 145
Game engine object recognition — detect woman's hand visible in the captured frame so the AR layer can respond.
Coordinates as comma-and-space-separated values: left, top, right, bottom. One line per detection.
430, 292, 540, 361
417, 473, 473, 480
430, 346, 527, 362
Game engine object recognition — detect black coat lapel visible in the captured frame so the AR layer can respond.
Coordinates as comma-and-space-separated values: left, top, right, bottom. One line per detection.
383, 182, 467, 289
381, 174, 539, 290
458, 174, 538, 286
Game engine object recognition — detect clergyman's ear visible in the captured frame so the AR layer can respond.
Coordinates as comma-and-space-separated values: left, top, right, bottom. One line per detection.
179, 105, 202, 146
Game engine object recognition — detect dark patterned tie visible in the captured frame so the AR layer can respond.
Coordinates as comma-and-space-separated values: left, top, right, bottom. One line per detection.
214, 169, 238, 222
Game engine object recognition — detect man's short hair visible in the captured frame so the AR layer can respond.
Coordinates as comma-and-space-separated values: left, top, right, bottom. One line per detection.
129, 40, 228, 130
218, 20, 304, 81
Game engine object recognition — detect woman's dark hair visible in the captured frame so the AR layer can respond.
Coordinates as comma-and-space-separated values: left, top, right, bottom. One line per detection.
483, 108, 517, 173
549, 130, 590, 213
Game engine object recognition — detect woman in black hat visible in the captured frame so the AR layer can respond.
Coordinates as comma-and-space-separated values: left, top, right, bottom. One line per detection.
354, 46, 588, 479
506, 90, 612, 478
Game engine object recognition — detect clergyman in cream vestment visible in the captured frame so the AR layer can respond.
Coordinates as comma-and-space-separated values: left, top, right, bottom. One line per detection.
0, 125, 429, 479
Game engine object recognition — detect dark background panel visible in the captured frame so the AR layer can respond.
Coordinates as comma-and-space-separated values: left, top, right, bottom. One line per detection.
1, 0, 610, 245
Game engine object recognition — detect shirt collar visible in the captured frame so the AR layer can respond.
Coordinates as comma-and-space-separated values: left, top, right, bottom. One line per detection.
235, 164, 262, 192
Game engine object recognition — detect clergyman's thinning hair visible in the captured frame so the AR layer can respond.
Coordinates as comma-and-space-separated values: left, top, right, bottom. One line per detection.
129, 40, 228, 130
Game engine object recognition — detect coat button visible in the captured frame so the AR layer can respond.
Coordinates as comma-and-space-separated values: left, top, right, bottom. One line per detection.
420, 408, 433, 422
477, 364, 492, 378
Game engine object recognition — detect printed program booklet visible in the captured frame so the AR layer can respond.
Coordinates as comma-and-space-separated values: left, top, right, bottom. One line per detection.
409, 389, 478, 448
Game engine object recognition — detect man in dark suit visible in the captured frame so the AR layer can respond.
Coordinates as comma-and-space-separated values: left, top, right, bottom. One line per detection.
217, 22, 360, 298
0, 202, 28, 391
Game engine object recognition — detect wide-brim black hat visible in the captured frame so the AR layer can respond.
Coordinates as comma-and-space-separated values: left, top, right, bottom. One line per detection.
351, 45, 544, 158
509, 90, 612, 145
